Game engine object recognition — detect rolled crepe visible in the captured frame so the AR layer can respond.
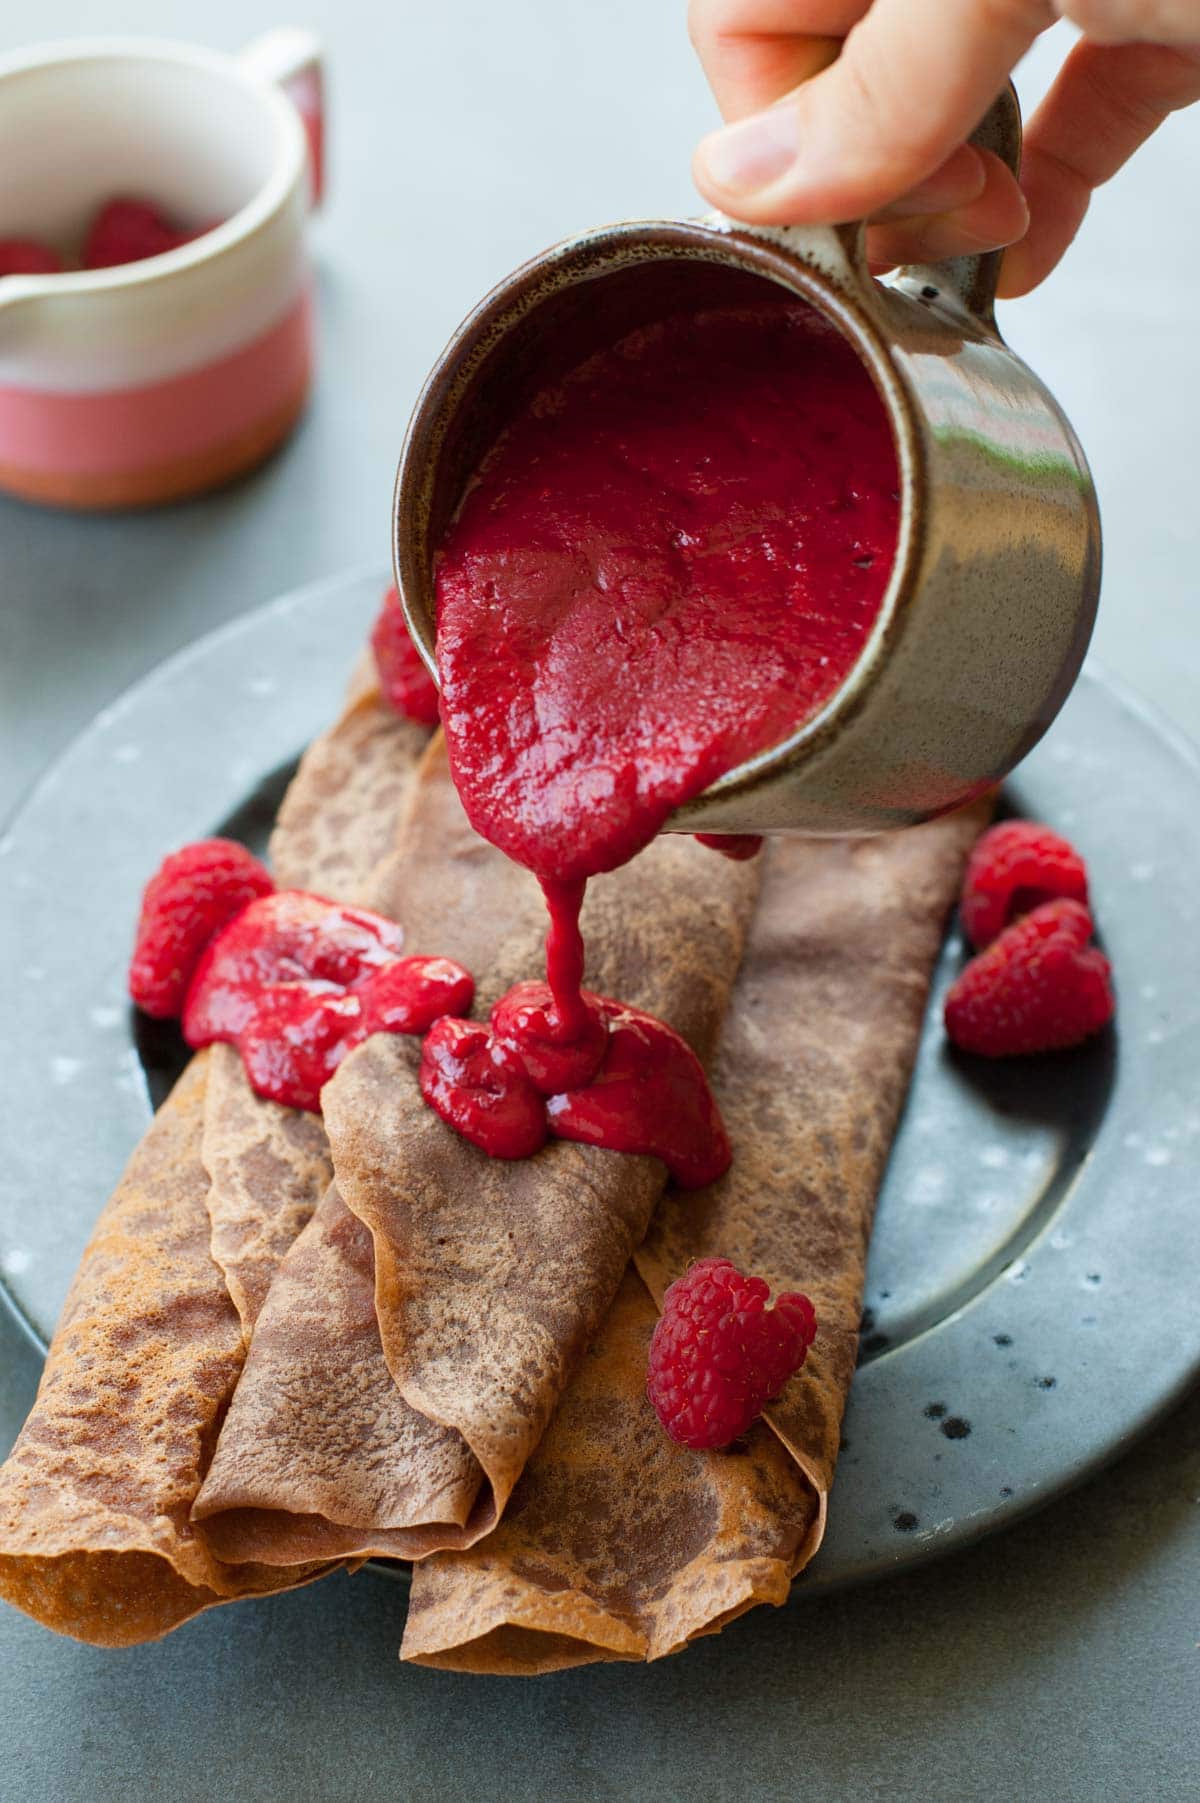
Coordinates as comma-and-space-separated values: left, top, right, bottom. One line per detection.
193, 738, 760, 1559
200, 1044, 332, 1338
203, 673, 433, 1344
401, 806, 988, 1672
269, 660, 430, 896
0, 684, 430, 1643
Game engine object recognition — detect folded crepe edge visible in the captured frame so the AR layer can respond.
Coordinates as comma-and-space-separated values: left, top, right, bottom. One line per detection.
0, 1055, 339, 1646
397, 806, 992, 1674
0, 673, 431, 1644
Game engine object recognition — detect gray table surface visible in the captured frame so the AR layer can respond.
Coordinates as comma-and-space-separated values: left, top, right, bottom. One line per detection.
1, 5, 1197, 1800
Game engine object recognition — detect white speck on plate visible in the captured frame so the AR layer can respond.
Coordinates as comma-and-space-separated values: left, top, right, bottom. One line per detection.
1147, 1028, 1165, 1046
1140, 983, 1158, 1001
1130, 861, 1155, 882
1145, 1145, 1171, 1167
1123, 1130, 1144, 1150
51, 1056, 83, 1085
89, 1004, 122, 1030
114, 1046, 143, 1096
1, 1248, 31, 1277
247, 675, 277, 697
979, 1145, 1009, 1170
113, 743, 142, 764
1050, 1232, 1073, 1251
910, 1167, 949, 1207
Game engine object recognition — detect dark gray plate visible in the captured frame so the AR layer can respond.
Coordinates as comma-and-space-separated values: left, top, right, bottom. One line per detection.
1, 567, 1197, 1595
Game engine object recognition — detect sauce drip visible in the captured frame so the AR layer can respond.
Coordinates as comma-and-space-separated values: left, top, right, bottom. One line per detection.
436, 300, 898, 890
424, 296, 899, 1174
420, 985, 730, 1189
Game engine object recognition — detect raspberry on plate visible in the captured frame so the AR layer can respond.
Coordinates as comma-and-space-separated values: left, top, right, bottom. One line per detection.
647, 1256, 817, 1451
944, 898, 1114, 1057
960, 820, 1089, 949
129, 839, 275, 1019
370, 586, 440, 725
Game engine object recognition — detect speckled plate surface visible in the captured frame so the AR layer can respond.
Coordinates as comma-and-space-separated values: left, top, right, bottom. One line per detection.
1, 567, 1197, 1595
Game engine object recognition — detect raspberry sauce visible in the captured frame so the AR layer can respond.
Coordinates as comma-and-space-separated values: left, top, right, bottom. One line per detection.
424, 296, 899, 1175
182, 890, 474, 1111
436, 300, 897, 886
419, 986, 730, 1188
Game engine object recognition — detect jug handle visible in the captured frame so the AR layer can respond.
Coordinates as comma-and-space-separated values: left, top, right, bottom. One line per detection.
777, 85, 1021, 327
891, 83, 1023, 328
239, 28, 326, 210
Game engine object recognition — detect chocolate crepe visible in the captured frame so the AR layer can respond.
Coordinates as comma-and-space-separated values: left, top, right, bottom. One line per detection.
0, 683, 430, 1643
193, 738, 760, 1557
197, 673, 434, 1345
269, 659, 430, 895
401, 806, 988, 1672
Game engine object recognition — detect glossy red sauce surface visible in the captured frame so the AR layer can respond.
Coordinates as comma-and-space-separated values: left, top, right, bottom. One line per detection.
182, 890, 474, 1110
420, 984, 730, 1188
423, 296, 898, 1179
435, 299, 899, 885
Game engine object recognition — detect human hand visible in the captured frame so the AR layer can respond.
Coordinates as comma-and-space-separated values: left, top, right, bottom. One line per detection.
689, 2, 1200, 296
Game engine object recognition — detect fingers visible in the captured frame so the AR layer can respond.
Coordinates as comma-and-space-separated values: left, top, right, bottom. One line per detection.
998, 36, 1200, 295
1054, 1, 1200, 47
688, 0, 865, 119
693, 0, 1054, 225
867, 147, 1030, 271
870, 141, 989, 220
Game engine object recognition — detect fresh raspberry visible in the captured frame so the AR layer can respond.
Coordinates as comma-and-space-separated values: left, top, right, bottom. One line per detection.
370, 586, 440, 725
129, 839, 275, 1019
960, 820, 1089, 949
647, 1257, 817, 1451
0, 238, 64, 276
82, 199, 193, 269
944, 899, 1114, 1057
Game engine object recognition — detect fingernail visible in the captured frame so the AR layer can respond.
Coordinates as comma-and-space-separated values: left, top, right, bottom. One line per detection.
698, 107, 798, 197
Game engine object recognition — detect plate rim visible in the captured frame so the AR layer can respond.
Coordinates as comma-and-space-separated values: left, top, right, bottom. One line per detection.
2, 569, 1198, 1595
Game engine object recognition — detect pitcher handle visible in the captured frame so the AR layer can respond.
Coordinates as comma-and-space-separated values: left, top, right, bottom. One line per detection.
239, 28, 326, 210
895, 84, 1023, 326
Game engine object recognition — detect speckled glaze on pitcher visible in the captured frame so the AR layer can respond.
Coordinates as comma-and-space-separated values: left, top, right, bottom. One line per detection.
393, 88, 1101, 836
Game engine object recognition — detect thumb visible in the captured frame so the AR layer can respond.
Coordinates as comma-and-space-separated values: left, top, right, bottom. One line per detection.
694, 0, 1050, 224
